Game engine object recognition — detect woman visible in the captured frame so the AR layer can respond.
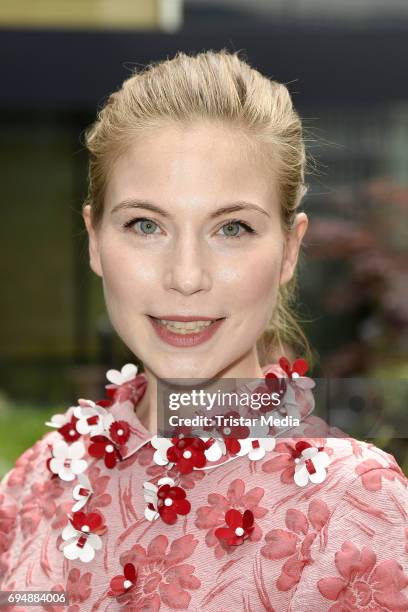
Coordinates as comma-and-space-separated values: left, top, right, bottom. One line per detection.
1, 49, 407, 612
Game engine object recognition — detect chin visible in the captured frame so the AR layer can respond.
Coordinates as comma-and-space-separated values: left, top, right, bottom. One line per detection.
152, 358, 219, 382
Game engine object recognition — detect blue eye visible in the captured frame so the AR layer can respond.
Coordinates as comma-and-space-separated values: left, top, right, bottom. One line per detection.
123, 217, 256, 239
219, 220, 255, 239
123, 217, 159, 236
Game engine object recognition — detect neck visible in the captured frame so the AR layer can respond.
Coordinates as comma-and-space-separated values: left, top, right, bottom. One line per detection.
134, 346, 266, 436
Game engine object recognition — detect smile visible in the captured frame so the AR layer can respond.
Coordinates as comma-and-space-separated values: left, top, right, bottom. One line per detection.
147, 315, 225, 347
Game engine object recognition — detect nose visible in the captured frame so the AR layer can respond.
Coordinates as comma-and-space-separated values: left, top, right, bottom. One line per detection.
164, 234, 212, 295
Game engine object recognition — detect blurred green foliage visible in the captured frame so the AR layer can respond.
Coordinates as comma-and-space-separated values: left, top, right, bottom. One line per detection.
0, 394, 57, 479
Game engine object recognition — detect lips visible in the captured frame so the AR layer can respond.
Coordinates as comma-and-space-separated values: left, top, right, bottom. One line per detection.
147, 315, 225, 347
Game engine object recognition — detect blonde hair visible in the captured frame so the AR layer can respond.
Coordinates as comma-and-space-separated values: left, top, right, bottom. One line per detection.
83, 49, 317, 370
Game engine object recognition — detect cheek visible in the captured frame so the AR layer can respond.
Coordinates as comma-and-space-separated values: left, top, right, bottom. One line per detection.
215, 247, 281, 307
99, 246, 160, 308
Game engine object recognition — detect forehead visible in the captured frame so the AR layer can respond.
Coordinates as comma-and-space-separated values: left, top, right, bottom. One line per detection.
104, 121, 279, 216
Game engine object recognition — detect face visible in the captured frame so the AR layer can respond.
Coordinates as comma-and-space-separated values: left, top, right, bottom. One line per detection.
83, 121, 308, 381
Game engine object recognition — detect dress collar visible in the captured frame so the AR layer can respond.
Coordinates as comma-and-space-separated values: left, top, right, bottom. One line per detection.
116, 361, 315, 462
50, 359, 330, 569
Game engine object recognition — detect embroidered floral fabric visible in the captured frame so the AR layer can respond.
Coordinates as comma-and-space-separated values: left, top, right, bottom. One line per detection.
1, 360, 407, 611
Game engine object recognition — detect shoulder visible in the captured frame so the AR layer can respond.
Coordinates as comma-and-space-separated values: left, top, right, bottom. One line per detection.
326, 436, 408, 538
292, 438, 408, 609
0, 428, 60, 585
1, 429, 60, 493
326, 435, 407, 493
313, 434, 407, 511
258, 433, 407, 546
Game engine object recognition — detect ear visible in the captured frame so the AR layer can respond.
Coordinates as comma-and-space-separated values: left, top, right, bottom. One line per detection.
82, 204, 103, 277
279, 212, 309, 286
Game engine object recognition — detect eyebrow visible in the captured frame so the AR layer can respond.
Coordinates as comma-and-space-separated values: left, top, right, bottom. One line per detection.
110, 198, 270, 218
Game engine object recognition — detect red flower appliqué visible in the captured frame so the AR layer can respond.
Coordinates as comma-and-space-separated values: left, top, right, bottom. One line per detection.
87, 421, 129, 470
143, 477, 191, 524
195, 478, 266, 559
278, 356, 309, 379
71, 511, 104, 533
109, 420, 130, 445
108, 562, 137, 597
88, 436, 122, 469
214, 410, 250, 449
215, 509, 255, 546
264, 371, 288, 401
167, 437, 207, 474
156, 483, 191, 524
58, 415, 81, 442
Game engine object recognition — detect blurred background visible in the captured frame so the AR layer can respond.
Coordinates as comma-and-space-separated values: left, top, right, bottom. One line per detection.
0, 0, 407, 477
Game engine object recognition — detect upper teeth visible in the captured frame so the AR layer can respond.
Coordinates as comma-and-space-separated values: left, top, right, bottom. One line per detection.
159, 319, 214, 331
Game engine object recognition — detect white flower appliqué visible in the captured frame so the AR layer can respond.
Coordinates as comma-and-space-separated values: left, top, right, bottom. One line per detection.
73, 399, 113, 436
49, 440, 88, 482
293, 441, 330, 487
106, 363, 138, 386
45, 406, 76, 429
72, 473, 93, 512
237, 435, 276, 461
200, 437, 226, 462
151, 435, 175, 467
60, 511, 105, 562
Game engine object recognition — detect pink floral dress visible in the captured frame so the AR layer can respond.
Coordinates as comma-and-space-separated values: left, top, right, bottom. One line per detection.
1, 359, 407, 612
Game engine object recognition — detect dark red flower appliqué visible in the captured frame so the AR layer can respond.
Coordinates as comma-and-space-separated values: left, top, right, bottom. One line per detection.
195, 478, 266, 558
58, 415, 81, 442
157, 483, 191, 525
109, 420, 130, 445
108, 562, 138, 597
214, 410, 249, 449
96, 398, 113, 408
215, 509, 255, 546
88, 436, 122, 469
167, 437, 207, 474
70, 510, 106, 536
278, 356, 309, 378
264, 372, 287, 402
